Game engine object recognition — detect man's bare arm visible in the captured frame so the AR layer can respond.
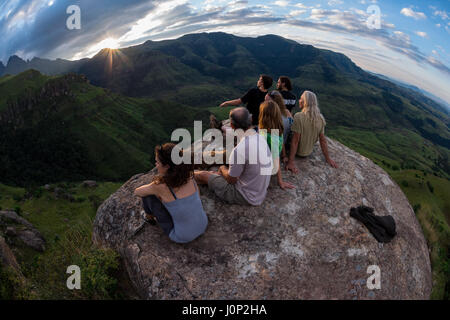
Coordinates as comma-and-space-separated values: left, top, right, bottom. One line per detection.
220, 99, 242, 108
219, 165, 238, 184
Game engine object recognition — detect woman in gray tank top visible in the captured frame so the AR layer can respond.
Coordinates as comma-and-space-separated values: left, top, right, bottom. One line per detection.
134, 143, 208, 243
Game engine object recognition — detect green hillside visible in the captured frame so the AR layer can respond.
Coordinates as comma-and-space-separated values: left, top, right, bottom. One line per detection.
0, 182, 131, 299
0, 70, 210, 186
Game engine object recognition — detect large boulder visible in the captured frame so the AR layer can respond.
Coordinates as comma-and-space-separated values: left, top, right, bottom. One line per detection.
93, 138, 432, 299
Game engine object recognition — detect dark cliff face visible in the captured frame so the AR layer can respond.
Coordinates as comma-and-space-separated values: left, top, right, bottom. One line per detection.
1, 56, 85, 77
93, 138, 432, 300
5, 55, 27, 75
0, 61, 5, 76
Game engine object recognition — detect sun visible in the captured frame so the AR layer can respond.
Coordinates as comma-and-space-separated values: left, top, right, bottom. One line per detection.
97, 38, 120, 50
86, 37, 121, 58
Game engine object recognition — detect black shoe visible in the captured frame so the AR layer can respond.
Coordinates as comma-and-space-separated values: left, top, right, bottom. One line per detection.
142, 212, 157, 225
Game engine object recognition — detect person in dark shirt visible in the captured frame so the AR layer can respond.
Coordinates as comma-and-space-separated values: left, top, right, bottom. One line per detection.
219, 75, 273, 126
277, 76, 297, 113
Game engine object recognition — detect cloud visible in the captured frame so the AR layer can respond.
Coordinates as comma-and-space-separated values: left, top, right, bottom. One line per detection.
293, 3, 309, 9
7, 1, 445, 77
0, 0, 166, 62
433, 10, 449, 20
273, 0, 290, 7
400, 8, 427, 20
289, 9, 306, 17
0, 0, 448, 103
328, 0, 343, 6
415, 31, 428, 38
286, 9, 449, 76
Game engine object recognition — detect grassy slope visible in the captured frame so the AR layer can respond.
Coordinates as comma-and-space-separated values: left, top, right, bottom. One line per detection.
0, 71, 53, 112
0, 71, 211, 185
0, 182, 134, 299
389, 171, 449, 299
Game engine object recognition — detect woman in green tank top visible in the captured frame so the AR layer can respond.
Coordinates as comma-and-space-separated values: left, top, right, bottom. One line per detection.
258, 100, 296, 190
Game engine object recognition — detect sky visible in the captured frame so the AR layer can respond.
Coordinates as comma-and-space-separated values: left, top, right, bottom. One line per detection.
0, 0, 449, 105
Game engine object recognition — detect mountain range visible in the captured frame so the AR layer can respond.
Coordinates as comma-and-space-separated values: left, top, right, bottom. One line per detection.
368, 71, 450, 111
0, 32, 449, 184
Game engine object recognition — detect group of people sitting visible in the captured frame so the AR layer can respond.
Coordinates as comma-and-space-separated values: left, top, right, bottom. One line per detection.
134, 75, 338, 243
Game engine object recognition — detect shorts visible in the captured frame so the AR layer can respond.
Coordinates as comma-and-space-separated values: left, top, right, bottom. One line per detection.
208, 175, 250, 205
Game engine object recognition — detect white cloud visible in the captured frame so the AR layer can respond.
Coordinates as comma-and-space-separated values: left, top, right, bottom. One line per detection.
273, 0, 290, 7
433, 10, 448, 20
309, 8, 327, 20
289, 10, 306, 17
415, 31, 428, 38
393, 31, 410, 44
400, 8, 427, 20
328, 0, 343, 6
294, 3, 309, 9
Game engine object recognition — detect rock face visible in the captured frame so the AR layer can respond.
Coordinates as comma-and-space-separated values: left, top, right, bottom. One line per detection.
0, 211, 46, 252
0, 236, 21, 273
93, 138, 432, 300
82, 180, 98, 188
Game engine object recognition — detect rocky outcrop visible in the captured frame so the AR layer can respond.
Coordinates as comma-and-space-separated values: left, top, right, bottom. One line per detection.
0, 211, 46, 252
93, 138, 432, 300
82, 180, 98, 188
0, 236, 21, 274
0, 61, 5, 77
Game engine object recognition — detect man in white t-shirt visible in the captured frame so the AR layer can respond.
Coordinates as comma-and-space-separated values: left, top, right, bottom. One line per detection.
195, 108, 273, 206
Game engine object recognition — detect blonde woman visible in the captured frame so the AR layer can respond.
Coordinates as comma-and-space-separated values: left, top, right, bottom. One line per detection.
259, 100, 296, 190
286, 91, 338, 174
